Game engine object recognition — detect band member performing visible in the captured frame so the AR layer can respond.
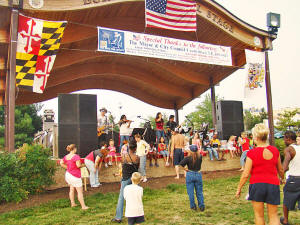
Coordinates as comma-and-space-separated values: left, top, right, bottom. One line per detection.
98, 108, 111, 147
119, 115, 132, 152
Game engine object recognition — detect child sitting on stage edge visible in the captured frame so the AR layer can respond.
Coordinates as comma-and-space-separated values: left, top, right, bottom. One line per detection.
148, 142, 159, 167
108, 139, 118, 166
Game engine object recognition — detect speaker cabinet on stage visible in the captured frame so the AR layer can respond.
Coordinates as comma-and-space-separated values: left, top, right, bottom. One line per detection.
58, 94, 97, 158
216, 100, 244, 140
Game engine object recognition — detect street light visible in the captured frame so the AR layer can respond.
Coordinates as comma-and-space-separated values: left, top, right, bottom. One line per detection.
267, 12, 281, 35
264, 12, 281, 146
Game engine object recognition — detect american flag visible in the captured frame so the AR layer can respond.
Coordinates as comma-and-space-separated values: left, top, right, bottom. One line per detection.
145, 0, 197, 32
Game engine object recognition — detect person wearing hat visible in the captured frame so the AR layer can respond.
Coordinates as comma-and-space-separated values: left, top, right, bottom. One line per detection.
98, 108, 110, 147
179, 145, 205, 211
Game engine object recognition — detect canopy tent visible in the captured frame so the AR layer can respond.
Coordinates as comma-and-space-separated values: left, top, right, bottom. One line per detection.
0, 0, 276, 109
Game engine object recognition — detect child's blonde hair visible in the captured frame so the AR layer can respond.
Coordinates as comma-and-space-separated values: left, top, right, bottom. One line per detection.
228, 135, 236, 141
131, 172, 142, 184
241, 131, 247, 136
252, 123, 269, 142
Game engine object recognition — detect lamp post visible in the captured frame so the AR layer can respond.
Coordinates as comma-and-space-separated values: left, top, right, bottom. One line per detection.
265, 12, 280, 146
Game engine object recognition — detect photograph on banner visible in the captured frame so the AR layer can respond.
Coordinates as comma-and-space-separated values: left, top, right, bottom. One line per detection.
97, 27, 232, 66
244, 49, 266, 107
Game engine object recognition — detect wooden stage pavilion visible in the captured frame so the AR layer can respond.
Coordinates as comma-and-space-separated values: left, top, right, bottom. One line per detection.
0, 0, 277, 151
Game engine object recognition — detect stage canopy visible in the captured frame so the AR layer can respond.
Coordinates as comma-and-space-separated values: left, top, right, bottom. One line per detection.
0, 0, 276, 109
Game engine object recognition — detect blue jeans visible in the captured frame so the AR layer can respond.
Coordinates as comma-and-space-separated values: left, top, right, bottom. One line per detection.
119, 135, 129, 153
240, 150, 248, 167
139, 155, 147, 177
115, 178, 132, 220
207, 147, 219, 160
186, 171, 204, 209
156, 130, 165, 145
84, 159, 100, 187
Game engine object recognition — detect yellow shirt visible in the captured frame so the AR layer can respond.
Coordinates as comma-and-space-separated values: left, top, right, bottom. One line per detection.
136, 140, 150, 157
210, 139, 220, 148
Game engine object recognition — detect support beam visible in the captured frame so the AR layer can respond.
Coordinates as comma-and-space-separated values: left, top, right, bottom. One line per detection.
210, 77, 217, 129
5, 8, 18, 152
265, 51, 275, 146
174, 103, 179, 125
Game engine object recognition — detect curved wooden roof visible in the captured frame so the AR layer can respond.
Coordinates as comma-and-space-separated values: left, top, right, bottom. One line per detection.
0, 0, 276, 109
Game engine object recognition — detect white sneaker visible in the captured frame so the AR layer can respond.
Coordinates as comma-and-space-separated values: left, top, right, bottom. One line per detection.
143, 177, 147, 183
108, 161, 112, 166
105, 163, 108, 168
166, 162, 170, 166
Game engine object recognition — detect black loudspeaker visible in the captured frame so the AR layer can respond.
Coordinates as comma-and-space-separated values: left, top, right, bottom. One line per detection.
131, 128, 156, 144
216, 100, 244, 140
58, 94, 97, 158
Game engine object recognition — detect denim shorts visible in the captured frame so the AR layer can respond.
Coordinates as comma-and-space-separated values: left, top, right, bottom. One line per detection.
283, 176, 300, 210
174, 148, 184, 165
159, 150, 169, 157
248, 183, 280, 205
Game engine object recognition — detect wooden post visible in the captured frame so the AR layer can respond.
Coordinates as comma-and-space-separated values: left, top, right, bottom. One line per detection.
265, 51, 275, 146
210, 77, 217, 129
174, 103, 179, 124
5, 8, 18, 152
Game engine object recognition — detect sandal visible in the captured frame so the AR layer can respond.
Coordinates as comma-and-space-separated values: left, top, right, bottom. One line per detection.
280, 217, 291, 225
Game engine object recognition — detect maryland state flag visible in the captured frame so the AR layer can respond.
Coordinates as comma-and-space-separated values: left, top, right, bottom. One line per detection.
16, 14, 67, 93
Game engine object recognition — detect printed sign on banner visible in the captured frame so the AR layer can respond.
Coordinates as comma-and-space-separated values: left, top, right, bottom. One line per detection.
97, 27, 232, 66
244, 49, 266, 107
98, 28, 125, 53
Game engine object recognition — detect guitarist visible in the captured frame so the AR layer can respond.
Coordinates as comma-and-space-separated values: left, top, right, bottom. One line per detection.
98, 108, 110, 147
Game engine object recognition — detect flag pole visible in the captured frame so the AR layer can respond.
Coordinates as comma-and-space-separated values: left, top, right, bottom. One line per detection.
5, 7, 18, 152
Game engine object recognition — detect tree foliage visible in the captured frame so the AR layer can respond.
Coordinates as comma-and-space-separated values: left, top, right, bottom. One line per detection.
0, 104, 43, 149
275, 109, 300, 131
244, 108, 268, 131
186, 94, 221, 129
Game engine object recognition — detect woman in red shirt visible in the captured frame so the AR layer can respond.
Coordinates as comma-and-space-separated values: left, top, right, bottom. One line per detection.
155, 112, 165, 146
235, 124, 284, 225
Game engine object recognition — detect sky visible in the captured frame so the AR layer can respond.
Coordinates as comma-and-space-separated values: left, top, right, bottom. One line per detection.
41, 0, 300, 127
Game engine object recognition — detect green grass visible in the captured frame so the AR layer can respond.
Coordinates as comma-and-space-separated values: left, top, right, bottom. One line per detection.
0, 176, 299, 225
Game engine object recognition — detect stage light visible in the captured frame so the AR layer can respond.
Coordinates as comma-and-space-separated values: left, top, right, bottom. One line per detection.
267, 12, 280, 35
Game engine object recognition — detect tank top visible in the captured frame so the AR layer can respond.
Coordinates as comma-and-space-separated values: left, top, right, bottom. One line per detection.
288, 144, 300, 176
247, 145, 279, 185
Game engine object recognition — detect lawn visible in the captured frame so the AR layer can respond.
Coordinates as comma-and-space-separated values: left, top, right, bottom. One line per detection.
0, 176, 299, 225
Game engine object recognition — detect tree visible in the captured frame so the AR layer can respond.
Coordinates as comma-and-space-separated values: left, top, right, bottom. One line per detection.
275, 109, 299, 131
186, 94, 221, 130
244, 108, 268, 131
0, 104, 43, 149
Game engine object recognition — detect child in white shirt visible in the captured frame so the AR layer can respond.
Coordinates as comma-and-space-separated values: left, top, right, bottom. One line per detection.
123, 172, 145, 225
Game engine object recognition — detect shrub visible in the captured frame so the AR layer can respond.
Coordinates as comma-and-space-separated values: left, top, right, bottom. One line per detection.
275, 138, 286, 159
16, 144, 57, 194
0, 153, 28, 203
0, 144, 57, 203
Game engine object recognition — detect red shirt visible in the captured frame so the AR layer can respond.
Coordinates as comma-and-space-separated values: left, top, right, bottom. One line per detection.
85, 151, 94, 162
155, 120, 164, 130
242, 138, 250, 152
158, 143, 166, 152
247, 146, 280, 185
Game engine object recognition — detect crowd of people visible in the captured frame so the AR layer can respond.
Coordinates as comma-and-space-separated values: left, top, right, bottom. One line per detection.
59, 109, 300, 225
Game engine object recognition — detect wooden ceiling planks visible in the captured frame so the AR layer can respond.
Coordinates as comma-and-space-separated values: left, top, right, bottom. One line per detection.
0, 0, 276, 109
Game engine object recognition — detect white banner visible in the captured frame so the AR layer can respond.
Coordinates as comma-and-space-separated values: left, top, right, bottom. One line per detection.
97, 27, 232, 66
244, 49, 266, 105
